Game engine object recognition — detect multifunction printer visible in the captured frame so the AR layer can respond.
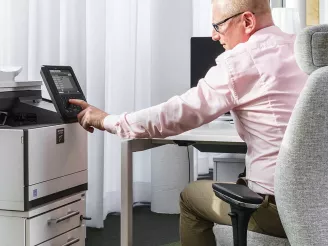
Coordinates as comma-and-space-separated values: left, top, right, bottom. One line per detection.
0, 66, 88, 246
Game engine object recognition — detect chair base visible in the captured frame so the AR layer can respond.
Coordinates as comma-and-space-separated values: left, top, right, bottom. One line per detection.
229, 204, 256, 246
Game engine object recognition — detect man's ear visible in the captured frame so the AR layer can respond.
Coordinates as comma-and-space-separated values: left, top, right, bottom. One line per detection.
242, 12, 256, 34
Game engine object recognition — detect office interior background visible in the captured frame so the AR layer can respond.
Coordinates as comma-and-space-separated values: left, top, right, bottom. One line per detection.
0, 0, 326, 237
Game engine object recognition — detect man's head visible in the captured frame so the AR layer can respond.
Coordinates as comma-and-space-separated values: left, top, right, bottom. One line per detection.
211, 0, 273, 50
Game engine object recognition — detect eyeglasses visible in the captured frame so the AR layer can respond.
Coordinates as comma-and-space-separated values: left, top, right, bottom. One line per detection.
212, 12, 250, 33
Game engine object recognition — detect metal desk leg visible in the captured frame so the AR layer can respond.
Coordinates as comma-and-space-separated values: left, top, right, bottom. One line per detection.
121, 140, 133, 246
187, 146, 195, 182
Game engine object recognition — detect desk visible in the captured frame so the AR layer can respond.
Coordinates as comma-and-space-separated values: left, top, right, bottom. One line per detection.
120, 121, 246, 246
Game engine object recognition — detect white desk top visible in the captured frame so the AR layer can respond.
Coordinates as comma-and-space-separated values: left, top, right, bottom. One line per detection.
165, 121, 244, 143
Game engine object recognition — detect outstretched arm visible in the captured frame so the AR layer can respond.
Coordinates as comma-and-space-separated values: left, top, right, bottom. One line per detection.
103, 64, 237, 139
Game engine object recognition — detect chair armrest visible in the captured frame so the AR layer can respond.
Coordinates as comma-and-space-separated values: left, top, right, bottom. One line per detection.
212, 183, 264, 209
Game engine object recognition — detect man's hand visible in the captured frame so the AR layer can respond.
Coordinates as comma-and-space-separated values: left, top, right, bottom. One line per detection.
69, 99, 109, 133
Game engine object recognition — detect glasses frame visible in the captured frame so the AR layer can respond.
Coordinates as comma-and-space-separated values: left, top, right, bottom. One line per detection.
212, 11, 254, 33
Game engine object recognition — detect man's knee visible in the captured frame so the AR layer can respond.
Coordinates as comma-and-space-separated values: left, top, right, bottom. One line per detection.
180, 181, 199, 206
179, 180, 214, 209
179, 182, 192, 210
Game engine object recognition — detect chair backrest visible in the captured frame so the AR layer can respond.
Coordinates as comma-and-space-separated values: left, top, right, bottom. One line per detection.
275, 24, 328, 245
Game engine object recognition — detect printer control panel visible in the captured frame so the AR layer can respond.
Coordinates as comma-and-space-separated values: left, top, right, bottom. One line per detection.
41, 65, 86, 123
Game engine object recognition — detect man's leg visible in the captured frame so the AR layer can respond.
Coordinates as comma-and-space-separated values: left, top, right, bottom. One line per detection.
179, 180, 232, 246
179, 180, 286, 246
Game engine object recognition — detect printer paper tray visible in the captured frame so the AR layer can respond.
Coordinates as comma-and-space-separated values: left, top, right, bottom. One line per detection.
26, 170, 88, 211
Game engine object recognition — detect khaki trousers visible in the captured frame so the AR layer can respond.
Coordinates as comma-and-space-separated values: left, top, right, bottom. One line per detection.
179, 180, 286, 246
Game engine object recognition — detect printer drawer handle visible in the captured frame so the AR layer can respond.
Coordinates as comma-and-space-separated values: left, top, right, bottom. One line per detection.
48, 211, 80, 225
61, 238, 80, 246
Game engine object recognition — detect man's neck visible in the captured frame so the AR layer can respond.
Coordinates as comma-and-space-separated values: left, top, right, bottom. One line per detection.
252, 14, 275, 35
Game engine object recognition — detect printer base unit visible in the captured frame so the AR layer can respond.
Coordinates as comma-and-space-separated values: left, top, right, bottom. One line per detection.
0, 123, 88, 211
0, 192, 86, 246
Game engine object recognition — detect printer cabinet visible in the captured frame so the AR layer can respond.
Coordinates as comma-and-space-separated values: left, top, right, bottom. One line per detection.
0, 216, 26, 246
26, 198, 85, 245
0, 123, 88, 211
0, 192, 86, 246
37, 227, 85, 246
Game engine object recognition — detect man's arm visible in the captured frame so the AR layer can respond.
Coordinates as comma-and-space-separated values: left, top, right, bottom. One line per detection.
103, 63, 237, 139
69, 61, 237, 138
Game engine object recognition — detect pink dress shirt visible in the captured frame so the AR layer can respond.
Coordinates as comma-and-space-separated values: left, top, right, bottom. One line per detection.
104, 26, 308, 195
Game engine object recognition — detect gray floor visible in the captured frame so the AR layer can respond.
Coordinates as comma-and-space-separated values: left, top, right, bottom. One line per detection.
86, 170, 213, 246
86, 206, 180, 246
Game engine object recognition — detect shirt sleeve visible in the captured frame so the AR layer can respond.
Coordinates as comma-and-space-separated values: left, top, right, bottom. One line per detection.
103, 58, 238, 139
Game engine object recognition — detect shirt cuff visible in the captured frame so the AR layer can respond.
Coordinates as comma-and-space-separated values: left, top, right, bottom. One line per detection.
103, 115, 120, 134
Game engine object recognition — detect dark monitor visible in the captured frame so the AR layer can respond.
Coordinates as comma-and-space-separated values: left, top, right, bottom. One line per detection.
190, 37, 225, 88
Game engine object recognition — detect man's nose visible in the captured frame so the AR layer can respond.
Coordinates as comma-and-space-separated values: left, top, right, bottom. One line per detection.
212, 29, 220, 41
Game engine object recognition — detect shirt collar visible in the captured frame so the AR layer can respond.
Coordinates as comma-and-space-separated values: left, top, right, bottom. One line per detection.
249, 25, 283, 41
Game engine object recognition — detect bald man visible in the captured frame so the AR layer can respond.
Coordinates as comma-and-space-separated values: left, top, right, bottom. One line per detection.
70, 0, 308, 245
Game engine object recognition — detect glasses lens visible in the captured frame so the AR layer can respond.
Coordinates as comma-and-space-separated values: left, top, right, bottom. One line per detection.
213, 24, 219, 33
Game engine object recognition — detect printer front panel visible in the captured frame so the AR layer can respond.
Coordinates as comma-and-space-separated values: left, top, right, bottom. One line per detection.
0, 129, 25, 211
27, 123, 87, 186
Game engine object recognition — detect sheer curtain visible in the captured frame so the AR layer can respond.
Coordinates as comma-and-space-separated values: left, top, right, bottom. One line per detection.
102, 0, 152, 218
0, 0, 199, 228
285, 0, 306, 29
0, 0, 150, 228
191, 0, 213, 180
320, 0, 328, 24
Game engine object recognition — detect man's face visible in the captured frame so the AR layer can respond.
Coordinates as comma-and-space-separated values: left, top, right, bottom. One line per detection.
211, 3, 249, 50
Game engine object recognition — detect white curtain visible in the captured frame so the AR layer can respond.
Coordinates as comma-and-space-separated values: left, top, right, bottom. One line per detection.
0, 0, 150, 228
285, 0, 306, 29
0, 0, 103, 227
320, 0, 328, 24
193, 0, 212, 37
149, 0, 193, 214
0, 0, 199, 228
270, 0, 284, 8
285, 0, 328, 27
102, 0, 153, 222
272, 8, 302, 34
192, 0, 213, 178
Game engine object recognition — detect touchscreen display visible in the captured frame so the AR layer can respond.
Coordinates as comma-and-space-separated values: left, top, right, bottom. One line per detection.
50, 70, 80, 94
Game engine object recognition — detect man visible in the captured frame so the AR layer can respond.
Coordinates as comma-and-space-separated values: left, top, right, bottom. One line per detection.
70, 0, 308, 245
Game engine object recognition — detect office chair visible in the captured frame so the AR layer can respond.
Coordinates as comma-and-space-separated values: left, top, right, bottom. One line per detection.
212, 23, 328, 246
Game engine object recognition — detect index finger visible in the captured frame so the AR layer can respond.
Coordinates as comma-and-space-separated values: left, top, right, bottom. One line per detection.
69, 99, 89, 109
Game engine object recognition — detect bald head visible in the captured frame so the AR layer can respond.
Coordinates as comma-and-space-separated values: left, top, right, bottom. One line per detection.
211, 0, 274, 50
212, 0, 271, 17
